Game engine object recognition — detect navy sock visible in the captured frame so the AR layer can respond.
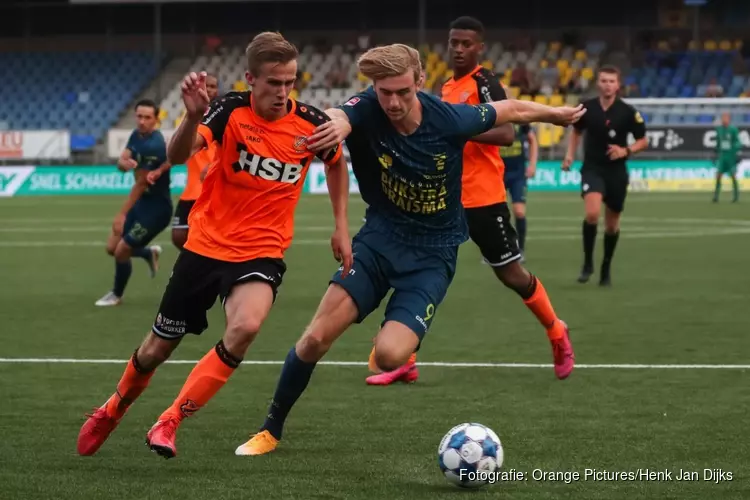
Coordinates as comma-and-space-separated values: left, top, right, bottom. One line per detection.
515, 217, 527, 252
113, 260, 132, 298
262, 347, 317, 440
131, 246, 152, 262
582, 221, 597, 268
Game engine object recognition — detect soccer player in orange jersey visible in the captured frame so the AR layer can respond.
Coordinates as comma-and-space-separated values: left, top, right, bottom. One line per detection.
76, 32, 352, 459
365, 17, 575, 385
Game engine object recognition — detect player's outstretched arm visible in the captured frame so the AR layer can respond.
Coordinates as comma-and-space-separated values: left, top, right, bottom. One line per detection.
470, 126, 515, 146
490, 100, 586, 127
325, 153, 353, 276
117, 168, 149, 222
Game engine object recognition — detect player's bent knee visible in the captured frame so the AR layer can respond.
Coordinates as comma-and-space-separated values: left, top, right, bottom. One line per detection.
224, 316, 263, 355
373, 345, 412, 372
114, 241, 133, 261
512, 204, 526, 219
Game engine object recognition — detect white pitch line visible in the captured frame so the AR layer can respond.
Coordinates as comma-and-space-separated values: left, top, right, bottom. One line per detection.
3, 227, 749, 248
0, 358, 747, 369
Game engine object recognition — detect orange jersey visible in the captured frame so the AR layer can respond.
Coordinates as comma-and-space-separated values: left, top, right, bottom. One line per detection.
441, 66, 508, 207
184, 92, 343, 262
181, 140, 217, 201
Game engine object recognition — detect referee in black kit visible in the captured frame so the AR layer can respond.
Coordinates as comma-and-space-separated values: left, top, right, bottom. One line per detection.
562, 65, 648, 286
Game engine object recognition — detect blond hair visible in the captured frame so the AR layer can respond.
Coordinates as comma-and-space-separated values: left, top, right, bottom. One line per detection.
357, 44, 422, 83
245, 32, 298, 76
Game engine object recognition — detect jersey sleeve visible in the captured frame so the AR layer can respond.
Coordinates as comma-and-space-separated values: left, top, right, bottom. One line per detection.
198, 92, 246, 145
573, 102, 589, 132
125, 130, 138, 154
316, 144, 343, 167
476, 71, 507, 104
629, 107, 646, 140
337, 87, 378, 128
444, 103, 498, 140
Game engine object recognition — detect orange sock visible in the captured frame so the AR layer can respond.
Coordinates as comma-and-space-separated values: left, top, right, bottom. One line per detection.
408, 352, 417, 364
105, 349, 155, 420
159, 341, 239, 423
523, 276, 565, 340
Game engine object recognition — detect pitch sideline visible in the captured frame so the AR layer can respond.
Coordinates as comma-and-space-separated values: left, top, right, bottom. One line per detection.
0, 358, 748, 370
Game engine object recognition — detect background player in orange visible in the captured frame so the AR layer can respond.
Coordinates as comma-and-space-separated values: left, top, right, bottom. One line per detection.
76, 32, 352, 459
366, 17, 575, 385
149, 73, 220, 250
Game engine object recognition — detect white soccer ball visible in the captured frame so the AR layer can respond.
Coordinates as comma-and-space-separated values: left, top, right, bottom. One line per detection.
437, 422, 504, 489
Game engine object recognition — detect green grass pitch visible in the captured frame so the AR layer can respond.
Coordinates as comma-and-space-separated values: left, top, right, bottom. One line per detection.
0, 192, 748, 499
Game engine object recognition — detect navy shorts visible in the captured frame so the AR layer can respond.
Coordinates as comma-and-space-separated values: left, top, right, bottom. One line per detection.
123, 200, 172, 248
330, 224, 457, 344
504, 168, 527, 204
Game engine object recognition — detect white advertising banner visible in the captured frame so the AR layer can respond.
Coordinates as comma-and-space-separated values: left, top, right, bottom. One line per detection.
0, 131, 71, 160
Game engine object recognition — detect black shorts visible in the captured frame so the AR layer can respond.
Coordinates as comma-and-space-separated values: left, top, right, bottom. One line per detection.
580, 169, 629, 213
172, 199, 196, 229
465, 202, 522, 267
151, 249, 286, 340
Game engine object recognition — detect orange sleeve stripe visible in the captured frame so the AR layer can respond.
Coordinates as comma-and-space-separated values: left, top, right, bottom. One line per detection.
197, 124, 214, 145
324, 144, 344, 167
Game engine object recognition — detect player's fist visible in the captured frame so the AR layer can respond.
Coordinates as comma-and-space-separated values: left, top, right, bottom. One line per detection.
146, 169, 162, 185
308, 119, 352, 153
551, 104, 586, 126
562, 154, 574, 171
118, 158, 138, 172
331, 226, 353, 279
181, 71, 210, 119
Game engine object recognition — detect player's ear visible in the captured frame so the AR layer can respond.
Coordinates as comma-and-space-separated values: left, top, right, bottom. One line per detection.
245, 70, 255, 87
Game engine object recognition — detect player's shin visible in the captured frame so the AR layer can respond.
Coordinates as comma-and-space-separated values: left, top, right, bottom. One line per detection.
602, 231, 620, 271
113, 259, 133, 298
104, 349, 156, 419
582, 220, 597, 269
521, 275, 565, 340
159, 340, 240, 423
261, 346, 317, 440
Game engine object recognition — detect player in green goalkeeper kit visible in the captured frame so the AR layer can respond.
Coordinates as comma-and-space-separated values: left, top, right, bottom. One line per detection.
713, 113, 740, 203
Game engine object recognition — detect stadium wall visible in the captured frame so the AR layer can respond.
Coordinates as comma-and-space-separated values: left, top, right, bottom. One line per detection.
2, 161, 749, 198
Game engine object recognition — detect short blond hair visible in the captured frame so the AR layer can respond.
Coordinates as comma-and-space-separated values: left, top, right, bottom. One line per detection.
357, 44, 422, 83
245, 32, 298, 76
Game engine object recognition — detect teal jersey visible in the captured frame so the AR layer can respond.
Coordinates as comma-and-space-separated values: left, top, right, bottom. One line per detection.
715, 125, 741, 160
125, 129, 171, 205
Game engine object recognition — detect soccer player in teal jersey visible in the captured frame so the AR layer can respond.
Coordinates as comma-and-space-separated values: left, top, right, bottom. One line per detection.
713, 112, 741, 203
95, 100, 172, 307
234, 44, 584, 456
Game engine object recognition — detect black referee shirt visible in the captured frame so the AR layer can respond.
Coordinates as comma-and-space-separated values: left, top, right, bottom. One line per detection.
573, 97, 646, 172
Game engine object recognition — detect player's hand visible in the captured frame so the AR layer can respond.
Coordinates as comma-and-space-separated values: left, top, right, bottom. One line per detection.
308, 119, 351, 153
562, 154, 573, 171
112, 213, 126, 235
146, 169, 162, 185
331, 227, 353, 278
181, 71, 210, 119
551, 104, 586, 126
607, 145, 628, 160
526, 164, 537, 179
119, 158, 138, 172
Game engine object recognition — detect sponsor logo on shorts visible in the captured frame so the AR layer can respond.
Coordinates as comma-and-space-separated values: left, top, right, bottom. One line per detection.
154, 313, 186, 336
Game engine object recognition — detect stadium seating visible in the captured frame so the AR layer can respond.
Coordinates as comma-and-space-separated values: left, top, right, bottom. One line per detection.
158, 40, 603, 148
625, 41, 750, 125
0, 51, 159, 148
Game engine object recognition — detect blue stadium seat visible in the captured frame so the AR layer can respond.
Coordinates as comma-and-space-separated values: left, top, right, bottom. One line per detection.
2, 50, 157, 146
